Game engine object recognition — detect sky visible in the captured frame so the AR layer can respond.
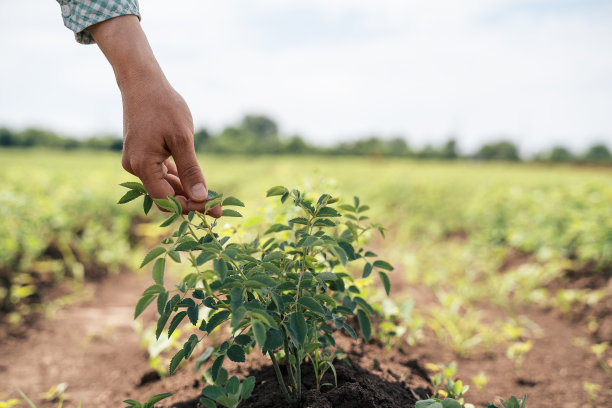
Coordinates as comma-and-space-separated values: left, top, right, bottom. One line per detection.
0, 0, 611, 154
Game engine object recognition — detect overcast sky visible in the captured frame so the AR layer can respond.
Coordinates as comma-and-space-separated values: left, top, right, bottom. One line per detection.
1, 0, 611, 154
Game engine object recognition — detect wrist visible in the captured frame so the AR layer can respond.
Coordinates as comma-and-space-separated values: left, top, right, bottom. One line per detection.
89, 15, 166, 93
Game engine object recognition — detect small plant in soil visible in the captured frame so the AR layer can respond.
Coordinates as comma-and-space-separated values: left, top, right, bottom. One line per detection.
487, 395, 527, 408
119, 183, 392, 406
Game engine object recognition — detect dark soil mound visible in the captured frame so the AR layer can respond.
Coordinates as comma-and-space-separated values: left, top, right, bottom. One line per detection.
173, 357, 427, 408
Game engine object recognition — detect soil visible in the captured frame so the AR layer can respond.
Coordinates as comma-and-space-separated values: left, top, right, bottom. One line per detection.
1, 265, 612, 407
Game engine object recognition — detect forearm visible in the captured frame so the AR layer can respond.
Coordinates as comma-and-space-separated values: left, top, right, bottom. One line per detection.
88, 15, 167, 92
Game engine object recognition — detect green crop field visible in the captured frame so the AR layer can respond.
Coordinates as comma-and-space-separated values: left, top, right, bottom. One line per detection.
1, 149, 612, 406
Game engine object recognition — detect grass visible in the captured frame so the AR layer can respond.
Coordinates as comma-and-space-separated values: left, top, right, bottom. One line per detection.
2, 149, 612, 361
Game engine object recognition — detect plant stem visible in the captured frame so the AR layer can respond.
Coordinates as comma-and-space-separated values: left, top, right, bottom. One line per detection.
269, 351, 293, 403
282, 330, 298, 391
294, 345, 302, 400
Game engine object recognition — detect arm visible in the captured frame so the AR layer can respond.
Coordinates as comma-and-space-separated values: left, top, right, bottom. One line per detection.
88, 15, 219, 215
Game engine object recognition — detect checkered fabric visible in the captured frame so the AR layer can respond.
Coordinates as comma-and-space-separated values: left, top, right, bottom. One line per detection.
56, 0, 140, 44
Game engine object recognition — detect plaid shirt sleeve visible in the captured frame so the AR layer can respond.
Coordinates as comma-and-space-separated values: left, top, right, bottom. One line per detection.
56, 0, 141, 44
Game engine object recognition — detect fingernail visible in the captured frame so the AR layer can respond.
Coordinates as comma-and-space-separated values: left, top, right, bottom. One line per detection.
192, 183, 207, 201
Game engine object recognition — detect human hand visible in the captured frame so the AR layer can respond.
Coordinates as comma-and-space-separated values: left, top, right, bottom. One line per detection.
89, 15, 220, 216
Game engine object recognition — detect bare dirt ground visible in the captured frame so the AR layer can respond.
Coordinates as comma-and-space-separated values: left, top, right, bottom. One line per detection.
1, 269, 611, 407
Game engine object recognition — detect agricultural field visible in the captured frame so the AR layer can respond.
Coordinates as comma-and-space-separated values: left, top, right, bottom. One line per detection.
1, 149, 612, 407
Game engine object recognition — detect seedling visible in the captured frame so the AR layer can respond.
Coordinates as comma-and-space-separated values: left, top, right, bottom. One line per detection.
123, 393, 172, 408
583, 381, 601, 405
415, 398, 461, 408
119, 183, 392, 405
487, 395, 527, 408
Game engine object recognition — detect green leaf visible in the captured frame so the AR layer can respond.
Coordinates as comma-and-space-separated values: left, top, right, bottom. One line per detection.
231, 306, 246, 330
317, 272, 338, 281
144, 393, 172, 408
373, 260, 394, 271
214, 258, 228, 283
142, 195, 154, 215
169, 349, 185, 375
206, 310, 231, 333
157, 291, 169, 314
316, 207, 341, 217
216, 396, 239, 408
298, 296, 325, 315
142, 284, 165, 296
289, 311, 307, 345
227, 345, 246, 362
160, 213, 179, 227
341, 321, 357, 339
200, 398, 217, 408
226, 376, 240, 395
195, 346, 214, 372
140, 247, 166, 268
353, 296, 375, 315
211, 355, 225, 382
187, 305, 199, 326
266, 186, 288, 197
362, 262, 373, 278
263, 327, 284, 351
152, 258, 165, 285
222, 196, 245, 207
202, 385, 225, 400
378, 271, 391, 295
168, 195, 183, 214
156, 312, 170, 339
314, 293, 336, 306
175, 239, 200, 251
134, 295, 155, 319
168, 311, 187, 337
289, 217, 308, 225
357, 309, 372, 342
252, 319, 266, 348
222, 209, 243, 217
235, 334, 252, 346
168, 249, 181, 263
154, 198, 175, 212
120, 181, 147, 193
441, 399, 462, 408
240, 376, 256, 399
331, 245, 348, 266
118, 189, 143, 204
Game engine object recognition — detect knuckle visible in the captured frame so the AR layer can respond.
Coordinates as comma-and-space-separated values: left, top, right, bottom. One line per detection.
180, 163, 202, 181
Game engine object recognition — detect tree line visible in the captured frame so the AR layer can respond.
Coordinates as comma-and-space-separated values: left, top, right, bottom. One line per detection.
1, 115, 610, 163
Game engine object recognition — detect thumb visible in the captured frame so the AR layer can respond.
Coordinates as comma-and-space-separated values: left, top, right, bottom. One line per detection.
171, 141, 208, 202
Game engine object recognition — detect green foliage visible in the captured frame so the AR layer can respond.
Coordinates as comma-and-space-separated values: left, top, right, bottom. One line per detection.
120, 183, 390, 404
475, 141, 520, 161
0, 153, 143, 324
415, 398, 462, 408
123, 392, 172, 408
487, 395, 527, 408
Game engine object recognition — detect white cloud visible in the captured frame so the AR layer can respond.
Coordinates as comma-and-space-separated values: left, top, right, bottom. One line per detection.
0, 0, 610, 154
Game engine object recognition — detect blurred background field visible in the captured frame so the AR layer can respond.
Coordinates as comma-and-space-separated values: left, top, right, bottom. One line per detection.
1, 148, 612, 405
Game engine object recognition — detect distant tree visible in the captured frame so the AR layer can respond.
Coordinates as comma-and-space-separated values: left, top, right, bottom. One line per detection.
584, 144, 611, 163
240, 115, 278, 141
475, 140, 520, 161
285, 135, 310, 154
441, 139, 458, 159
0, 128, 15, 146
549, 146, 574, 162
193, 128, 211, 152
387, 137, 410, 156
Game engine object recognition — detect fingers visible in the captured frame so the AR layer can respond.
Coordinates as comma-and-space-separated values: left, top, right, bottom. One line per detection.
169, 139, 208, 202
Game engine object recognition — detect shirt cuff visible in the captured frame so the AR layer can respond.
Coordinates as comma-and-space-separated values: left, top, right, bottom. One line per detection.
57, 0, 141, 44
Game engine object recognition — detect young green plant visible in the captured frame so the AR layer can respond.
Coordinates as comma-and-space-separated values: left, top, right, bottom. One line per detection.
119, 183, 392, 405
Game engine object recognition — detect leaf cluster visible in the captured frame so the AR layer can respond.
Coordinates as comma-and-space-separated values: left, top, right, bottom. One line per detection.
119, 183, 392, 404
